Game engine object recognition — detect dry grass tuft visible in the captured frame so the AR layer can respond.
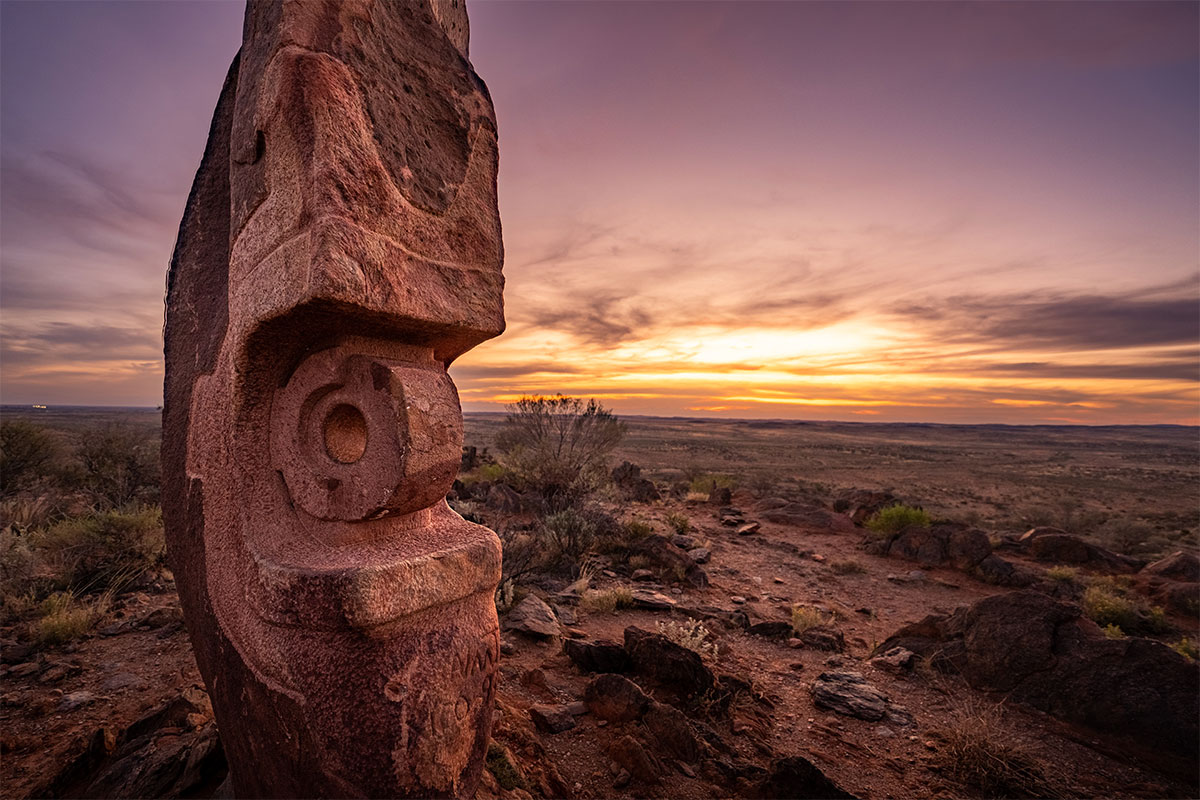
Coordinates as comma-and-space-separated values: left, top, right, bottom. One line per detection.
581, 585, 634, 613
790, 604, 834, 634
656, 618, 718, 661
932, 700, 1060, 798
830, 559, 867, 575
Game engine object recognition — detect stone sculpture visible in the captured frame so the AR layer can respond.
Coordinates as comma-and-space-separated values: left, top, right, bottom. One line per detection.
162, 1, 504, 796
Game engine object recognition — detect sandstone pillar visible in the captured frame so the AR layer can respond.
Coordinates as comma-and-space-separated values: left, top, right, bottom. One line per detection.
162, 1, 504, 796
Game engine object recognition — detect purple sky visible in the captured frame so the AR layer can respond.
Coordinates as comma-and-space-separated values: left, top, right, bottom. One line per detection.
2, 1, 1197, 423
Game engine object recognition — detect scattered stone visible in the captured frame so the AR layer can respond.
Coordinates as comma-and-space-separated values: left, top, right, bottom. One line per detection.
811, 554, 825, 563
98, 621, 131, 637
8, 662, 39, 679
631, 589, 677, 611
504, 595, 561, 638
584, 674, 651, 723
529, 704, 576, 734
1, 641, 33, 665
563, 637, 632, 674
747, 621, 793, 639
799, 625, 845, 652
500, 638, 517, 655
688, 548, 711, 565
672, 534, 698, 550
553, 604, 577, 626
811, 672, 887, 721
612, 769, 632, 790
644, 701, 702, 762
736, 522, 761, 536
59, 691, 97, 712
887, 570, 926, 584
870, 647, 916, 674
612, 461, 661, 502
720, 516, 742, 527
485, 483, 523, 513
564, 701, 588, 716
38, 665, 70, 684
730, 596, 746, 605
608, 735, 661, 784
624, 626, 716, 696
632, 569, 656, 582
971, 554, 1040, 587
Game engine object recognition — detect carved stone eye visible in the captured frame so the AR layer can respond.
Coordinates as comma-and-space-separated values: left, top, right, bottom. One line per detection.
269, 346, 462, 522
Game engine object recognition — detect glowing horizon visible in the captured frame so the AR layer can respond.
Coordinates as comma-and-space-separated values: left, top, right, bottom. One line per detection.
1, 1, 1197, 425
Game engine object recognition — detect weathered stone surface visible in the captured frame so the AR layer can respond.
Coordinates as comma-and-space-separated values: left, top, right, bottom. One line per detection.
608, 735, 662, 784
761, 503, 856, 533
529, 704, 576, 734
875, 590, 1200, 758
871, 522, 993, 570
870, 646, 916, 674
635, 534, 708, 588
688, 547, 711, 564
1028, 533, 1144, 572
747, 621, 793, 639
162, 2, 504, 795
643, 701, 702, 763
612, 461, 661, 502
1143, 551, 1200, 582
811, 672, 888, 721
563, 638, 632, 674
504, 595, 562, 638
630, 589, 678, 611
584, 674, 651, 723
971, 554, 1041, 587
799, 625, 846, 652
624, 626, 715, 696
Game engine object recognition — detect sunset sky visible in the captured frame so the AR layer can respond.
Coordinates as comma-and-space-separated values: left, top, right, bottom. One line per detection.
1, 0, 1197, 424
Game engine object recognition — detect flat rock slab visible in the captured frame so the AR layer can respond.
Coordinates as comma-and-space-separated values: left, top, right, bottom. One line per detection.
504, 595, 561, 638
811, 671, 888, 721
631, 589, 676, 611
529, 704, 576, 734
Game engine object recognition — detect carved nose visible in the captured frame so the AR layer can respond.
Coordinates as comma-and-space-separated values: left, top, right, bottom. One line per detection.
269, 345, 463, 522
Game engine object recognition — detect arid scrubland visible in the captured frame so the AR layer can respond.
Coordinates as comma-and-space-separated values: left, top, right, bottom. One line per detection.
1, 404, 1198, 799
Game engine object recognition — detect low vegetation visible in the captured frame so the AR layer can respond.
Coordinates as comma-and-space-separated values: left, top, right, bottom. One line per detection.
580, 586, 634, 613
656, 618, 718, 661
830, 558, 867, 575
932, 700, 1060, 798
865, 504, 931, 537
791, 604, 834, 634
1081, 579, 1172, 636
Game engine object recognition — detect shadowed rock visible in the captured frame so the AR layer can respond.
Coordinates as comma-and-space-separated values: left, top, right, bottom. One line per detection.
162, 1, 504, 795
875, 590, 1200, 759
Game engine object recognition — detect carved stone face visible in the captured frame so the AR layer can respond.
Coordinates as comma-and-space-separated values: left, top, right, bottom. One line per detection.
163, 1, 504, 796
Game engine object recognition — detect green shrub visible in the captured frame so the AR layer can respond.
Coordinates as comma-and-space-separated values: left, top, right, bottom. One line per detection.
462, 463, 509, 485
865, 504, 931, 537
1102, 623, 1125, 639
1171, 637, 1198, 661
1082, 580, 1172, 635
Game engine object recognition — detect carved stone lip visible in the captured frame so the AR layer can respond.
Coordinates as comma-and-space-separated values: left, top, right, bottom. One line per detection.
247, 504, 502, 632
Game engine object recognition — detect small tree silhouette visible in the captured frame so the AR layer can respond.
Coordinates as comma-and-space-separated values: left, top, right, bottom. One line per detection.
495, 395, 625, 511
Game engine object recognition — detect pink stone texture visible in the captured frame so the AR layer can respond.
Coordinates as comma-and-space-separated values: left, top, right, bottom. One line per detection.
162, 1, 504, 796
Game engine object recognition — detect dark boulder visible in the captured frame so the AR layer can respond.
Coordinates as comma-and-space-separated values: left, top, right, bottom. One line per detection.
624, 626, 715, 696
755, 755, 858, 800
563, 638, 632, 673
584, 674, 651, 723
1028, 533, 1144, 572
643, 701, 702, 763
874, 590, 1200, 758
1143, 551, 1200, 582
761, 503, 856, 533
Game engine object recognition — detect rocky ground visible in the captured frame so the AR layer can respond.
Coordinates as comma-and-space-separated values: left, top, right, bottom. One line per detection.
2, 482, 1198, 799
